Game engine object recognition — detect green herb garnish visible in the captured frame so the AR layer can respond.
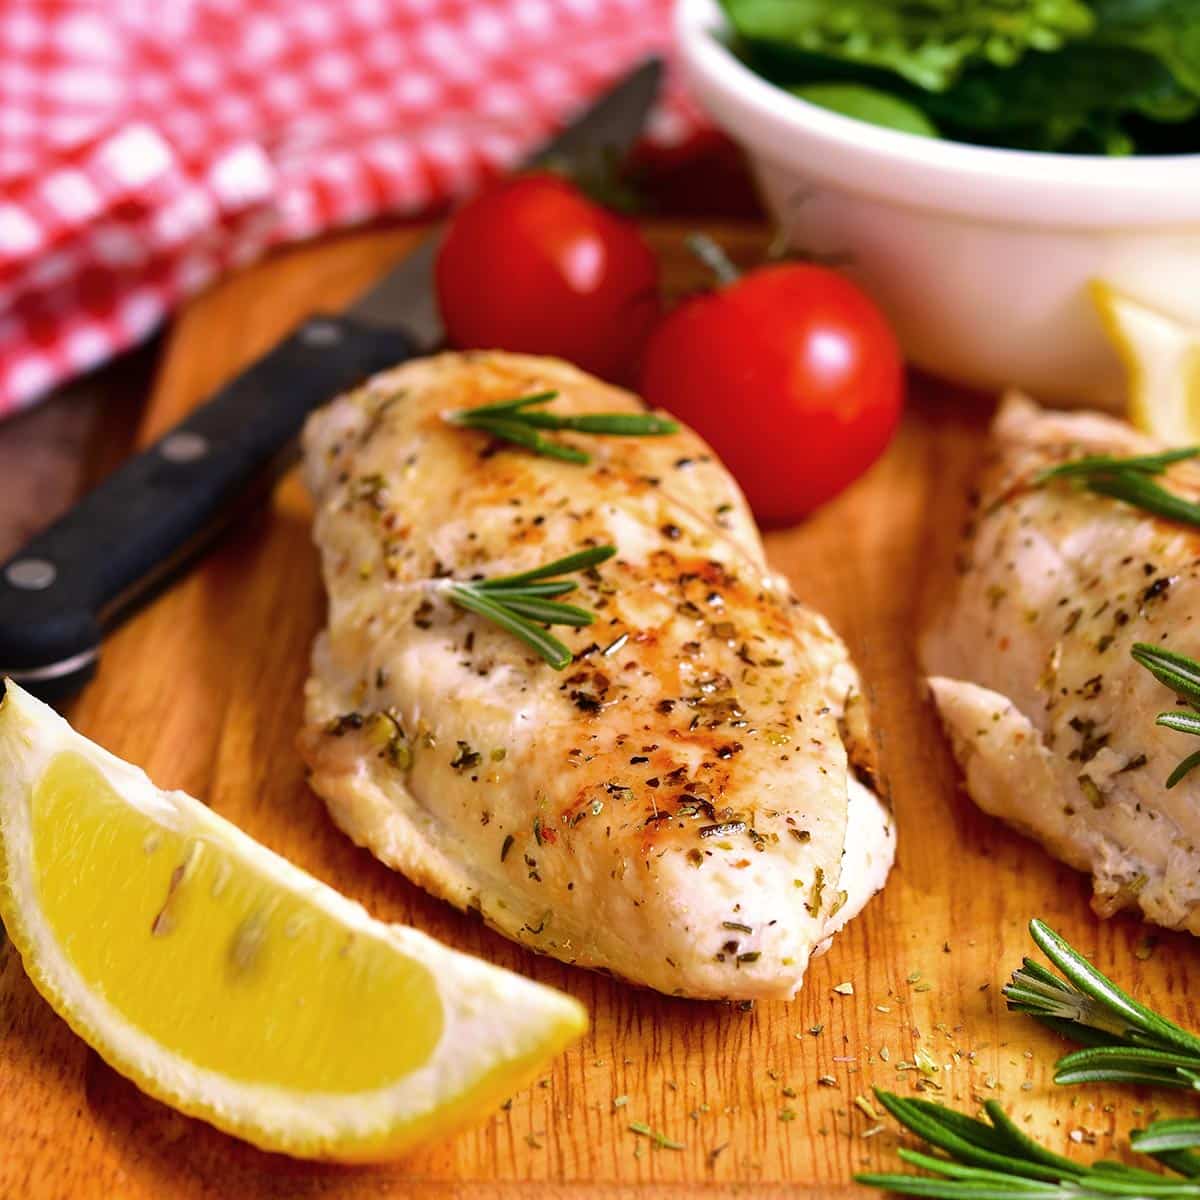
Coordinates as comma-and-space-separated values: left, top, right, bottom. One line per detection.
1004, 918, 1200, 1089
1034, 444, 1200, 529
861, 919, 1200, 1195
857, 1089, 1200, 1197
628, 1121, 685, 1150
1131, 642, 1200, 788
1132, 1120, 1200, 1180
445, 390, 678, 465
446, 545, 615, 670
1036, 446, 1200, 481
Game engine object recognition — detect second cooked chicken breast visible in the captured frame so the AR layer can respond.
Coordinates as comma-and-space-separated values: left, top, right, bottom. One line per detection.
924, 393, 1200, 934
299, 351, 893, 1001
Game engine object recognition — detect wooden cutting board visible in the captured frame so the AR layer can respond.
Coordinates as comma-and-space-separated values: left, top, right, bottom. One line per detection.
3, 222, 1197, 1200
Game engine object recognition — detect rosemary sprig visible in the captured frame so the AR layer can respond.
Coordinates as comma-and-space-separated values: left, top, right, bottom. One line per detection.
1002, 919, 1200, 1091
445, 390, 678, 464
1036, 447, 1200, 483
1132, 1120, 1200, 1179
1035, 445, 1200, 528
445, 545, 615, 670
1131, 642, 1200, 788
856, 1089, 1200, 1197
860, 923, 1200, 1196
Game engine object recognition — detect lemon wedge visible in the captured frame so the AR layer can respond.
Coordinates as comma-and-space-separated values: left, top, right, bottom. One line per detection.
1092, 280, 1200, 445
0, 681, 586, 1161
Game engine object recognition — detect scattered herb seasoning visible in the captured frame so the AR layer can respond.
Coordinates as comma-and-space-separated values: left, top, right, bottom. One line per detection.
451, 741, 482, 771
369, 709, 411, 769
699, 820, 747, 840
1076, 773, 1104, 810
413, 598, 434, 629
351, 472, 388, 508
325, 712, 366, 736
628, 1122, 685, 1151
805, 867, 826, 918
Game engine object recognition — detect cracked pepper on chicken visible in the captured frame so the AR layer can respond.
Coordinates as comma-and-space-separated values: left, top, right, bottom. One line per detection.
298, 351, 894, 1000
925, 393, 1200, 934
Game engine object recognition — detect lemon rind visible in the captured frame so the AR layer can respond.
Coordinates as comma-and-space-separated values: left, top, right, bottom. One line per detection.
0, 681, 587, 1161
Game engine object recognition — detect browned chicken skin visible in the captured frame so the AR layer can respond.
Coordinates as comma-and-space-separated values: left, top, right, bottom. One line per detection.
925, 393, 1200, 934
300, 352, 893, 1000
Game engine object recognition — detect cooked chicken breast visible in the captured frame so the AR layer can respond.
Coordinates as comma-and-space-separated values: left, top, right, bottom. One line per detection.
299, 351, 893, 1000
924, 392, 1200, 934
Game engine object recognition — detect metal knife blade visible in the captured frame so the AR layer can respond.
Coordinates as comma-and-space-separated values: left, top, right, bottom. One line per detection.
0, 58, 662, 700
348, 55, 662, 342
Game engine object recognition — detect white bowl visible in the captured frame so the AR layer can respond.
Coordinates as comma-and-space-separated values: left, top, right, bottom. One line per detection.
676, 0, 1200, 407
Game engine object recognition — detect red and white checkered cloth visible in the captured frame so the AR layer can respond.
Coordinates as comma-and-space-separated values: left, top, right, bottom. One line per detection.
0, 0, 705, 416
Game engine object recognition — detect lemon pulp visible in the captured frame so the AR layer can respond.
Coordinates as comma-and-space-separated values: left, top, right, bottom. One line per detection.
1092, 281, 1200, 445
0, 681, 587, 1160
34, 752, 442, 1093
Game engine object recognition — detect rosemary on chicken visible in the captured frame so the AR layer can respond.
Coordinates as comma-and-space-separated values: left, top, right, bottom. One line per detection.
1003, 918, 1200, 1091
445, 390, 678, 464
445, 545, 615, 670
858, 919, 1200, 1197
1131, 643, 1200, 788
1035, 445, 1200, 528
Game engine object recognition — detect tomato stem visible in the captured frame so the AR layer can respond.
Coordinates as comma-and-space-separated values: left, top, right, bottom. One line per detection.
686, 234, 740, 287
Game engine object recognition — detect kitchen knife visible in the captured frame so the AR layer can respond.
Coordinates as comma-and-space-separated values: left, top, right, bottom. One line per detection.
0, 58, 662, 702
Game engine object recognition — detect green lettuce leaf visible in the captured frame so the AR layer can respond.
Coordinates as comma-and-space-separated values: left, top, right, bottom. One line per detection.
1092, 0, 1200, 95
719, 0, 1200, 153
920, 43, 1199, 152
790, 82, 940, 137
719, 0, 1096, 91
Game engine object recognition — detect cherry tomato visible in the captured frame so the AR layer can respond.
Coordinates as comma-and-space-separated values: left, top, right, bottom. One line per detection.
435, 172, 661, 382
640, 260, 903, 526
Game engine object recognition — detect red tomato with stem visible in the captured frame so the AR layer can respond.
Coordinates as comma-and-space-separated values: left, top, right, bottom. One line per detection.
435, 172, 661, 382
639, 244, 904, 526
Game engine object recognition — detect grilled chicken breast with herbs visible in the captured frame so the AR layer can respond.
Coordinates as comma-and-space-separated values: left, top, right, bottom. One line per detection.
924, 393, 1200, 934
299, 351, 893, 1001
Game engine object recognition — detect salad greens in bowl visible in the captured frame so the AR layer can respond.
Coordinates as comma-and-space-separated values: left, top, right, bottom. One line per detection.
676, 0, 1200, 408
718, 0, 1200, 155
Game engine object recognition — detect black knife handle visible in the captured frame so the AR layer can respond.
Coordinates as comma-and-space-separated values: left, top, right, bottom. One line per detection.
0, 314, 411, 696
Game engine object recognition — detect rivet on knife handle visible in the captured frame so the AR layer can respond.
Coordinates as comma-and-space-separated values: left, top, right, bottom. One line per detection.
0, 315, 411, 701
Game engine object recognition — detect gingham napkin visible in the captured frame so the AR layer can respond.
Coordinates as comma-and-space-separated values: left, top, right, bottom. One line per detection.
0, 0, 703, 416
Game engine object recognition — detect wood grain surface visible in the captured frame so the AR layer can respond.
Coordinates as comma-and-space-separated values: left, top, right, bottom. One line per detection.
2, 222, 1196, 1199
0, 343, 156, 561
